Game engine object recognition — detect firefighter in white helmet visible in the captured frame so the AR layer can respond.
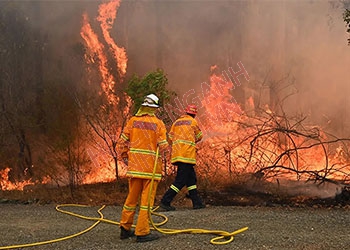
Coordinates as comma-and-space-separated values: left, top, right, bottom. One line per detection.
118, 93, 168, 242
160, 104, 205, 211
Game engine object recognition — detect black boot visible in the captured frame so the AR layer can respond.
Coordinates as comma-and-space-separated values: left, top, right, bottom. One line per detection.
136, 233, 160, 242
120, 226, 135, 239
189, 189, 205, 209
160, 202, 175, 211
160, 188, 177, 211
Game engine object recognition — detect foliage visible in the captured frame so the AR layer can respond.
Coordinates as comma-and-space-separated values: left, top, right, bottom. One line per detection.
344, 8, 350, 45
126, 69, 176, 114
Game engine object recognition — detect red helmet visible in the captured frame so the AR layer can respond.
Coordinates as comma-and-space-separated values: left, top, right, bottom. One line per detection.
185, 104, 198, 115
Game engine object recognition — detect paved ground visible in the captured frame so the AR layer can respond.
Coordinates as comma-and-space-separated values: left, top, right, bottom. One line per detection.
0, 204, 349, 250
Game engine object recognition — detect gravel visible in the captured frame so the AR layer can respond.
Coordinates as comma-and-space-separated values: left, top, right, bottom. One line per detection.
0, 204, 349, 250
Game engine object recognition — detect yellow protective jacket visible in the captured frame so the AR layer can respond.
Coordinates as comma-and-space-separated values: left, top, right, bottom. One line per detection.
169, 115, 203, 164
119, 113, 168, 180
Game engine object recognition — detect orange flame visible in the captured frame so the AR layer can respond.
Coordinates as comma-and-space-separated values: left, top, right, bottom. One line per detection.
80, 0, 130, 184
81, 13, 116, 103
80, 0, 127, 105
197, 66, 350, 184
97, 0, 127, 77
202, 72, 243, 119
0, 168, 49, 191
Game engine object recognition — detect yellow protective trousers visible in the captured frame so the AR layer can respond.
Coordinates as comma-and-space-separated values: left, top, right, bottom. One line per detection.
120, 178, 159, 236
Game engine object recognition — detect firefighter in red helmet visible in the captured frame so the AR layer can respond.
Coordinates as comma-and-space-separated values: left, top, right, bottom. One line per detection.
118, 94, 168, 242
160, 104, 205, 210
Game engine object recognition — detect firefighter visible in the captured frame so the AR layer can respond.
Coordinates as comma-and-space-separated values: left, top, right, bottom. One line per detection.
160, 104, 205, 211
118, 94, 168, 242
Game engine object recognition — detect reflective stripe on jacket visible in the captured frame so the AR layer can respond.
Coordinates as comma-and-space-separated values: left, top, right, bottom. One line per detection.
120, 114, 168, 180
169, 115, 203, 164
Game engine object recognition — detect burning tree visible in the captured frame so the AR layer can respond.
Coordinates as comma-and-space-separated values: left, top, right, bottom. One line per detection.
195, 69, 350, 197
77, 0, 131, 182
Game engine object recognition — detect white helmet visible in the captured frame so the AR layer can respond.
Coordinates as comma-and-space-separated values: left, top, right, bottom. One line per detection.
141, 94, 160, 108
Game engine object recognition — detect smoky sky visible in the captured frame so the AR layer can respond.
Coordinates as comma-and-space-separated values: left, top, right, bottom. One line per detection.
14, 0, 350, 135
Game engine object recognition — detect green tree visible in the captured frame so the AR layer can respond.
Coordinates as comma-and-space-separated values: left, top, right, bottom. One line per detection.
344, 8, 350, 45
126, 69, 176, 115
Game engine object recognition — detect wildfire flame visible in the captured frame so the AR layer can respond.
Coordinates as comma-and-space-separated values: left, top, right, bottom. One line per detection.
80, 0, 127, 105
0, 168, 49, 191
3, 0, 348, 195
197, 66, 350, 186
97, 0, 127, 77
200, 69, 242, 133
80, 0, 129, 184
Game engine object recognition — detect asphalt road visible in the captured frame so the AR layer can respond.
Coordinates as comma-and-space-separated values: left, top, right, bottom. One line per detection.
0, 204, 349, 250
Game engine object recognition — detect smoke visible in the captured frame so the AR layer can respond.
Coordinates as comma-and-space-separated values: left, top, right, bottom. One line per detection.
118, 0, 350, 135
14, 0, 350, 135
275, 179, 343, 199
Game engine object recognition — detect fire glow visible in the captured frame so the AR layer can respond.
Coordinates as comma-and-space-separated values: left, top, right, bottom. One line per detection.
1, 0, 349, 192
79, 0, 129, 184
80, 0, 127, 105
195, 67, 350, 185
0, 168, 49, 191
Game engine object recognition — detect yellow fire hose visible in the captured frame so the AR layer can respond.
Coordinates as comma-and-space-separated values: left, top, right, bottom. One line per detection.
147, 148, 248, 245
0, 148, 248, 249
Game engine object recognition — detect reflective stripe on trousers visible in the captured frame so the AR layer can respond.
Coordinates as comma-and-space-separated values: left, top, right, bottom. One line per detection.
120, 178, 159, 236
